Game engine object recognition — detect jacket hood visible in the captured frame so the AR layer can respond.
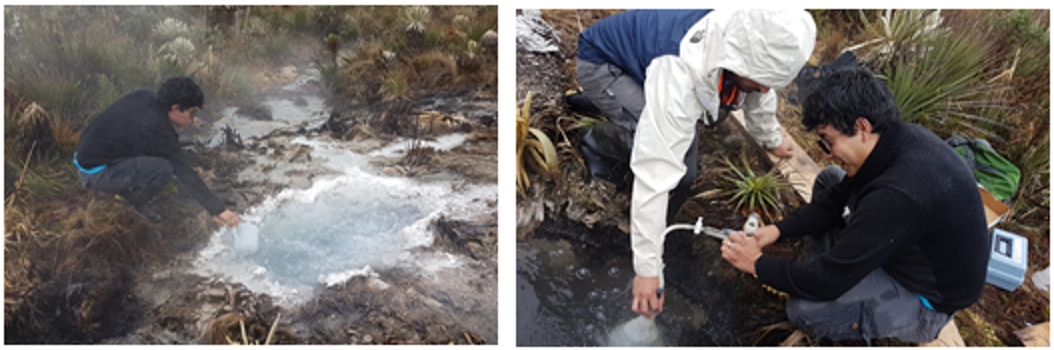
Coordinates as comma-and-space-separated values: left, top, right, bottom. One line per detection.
718, 10, 816, 90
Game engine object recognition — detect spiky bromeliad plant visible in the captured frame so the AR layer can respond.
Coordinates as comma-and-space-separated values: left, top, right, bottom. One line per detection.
719, 153, 792, 222
850, 9, 1013, 140
517, 92, 559, 196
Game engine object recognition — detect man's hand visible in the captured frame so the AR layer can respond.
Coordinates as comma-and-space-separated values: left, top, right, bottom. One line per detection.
631, 275, 665, 320
721, 231, 763, 275
753, 225, 781, 248
769, 137, 795, 159
217, 209, 240, 227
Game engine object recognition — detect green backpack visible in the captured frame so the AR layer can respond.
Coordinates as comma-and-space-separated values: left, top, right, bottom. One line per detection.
946, 135, 1021, 202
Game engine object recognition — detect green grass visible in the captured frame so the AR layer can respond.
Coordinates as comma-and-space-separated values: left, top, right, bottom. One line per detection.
6, 7, 162, 124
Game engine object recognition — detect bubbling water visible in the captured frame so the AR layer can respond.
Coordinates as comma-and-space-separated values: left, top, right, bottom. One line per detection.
247, 189, 426, 287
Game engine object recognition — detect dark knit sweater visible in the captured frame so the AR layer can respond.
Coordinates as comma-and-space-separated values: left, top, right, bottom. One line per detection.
756, 122, 989, 314
75, 89, 226, 216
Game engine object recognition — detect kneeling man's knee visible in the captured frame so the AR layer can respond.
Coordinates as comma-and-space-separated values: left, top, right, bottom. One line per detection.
786, 298, 864, 341
141, 157, 174, 187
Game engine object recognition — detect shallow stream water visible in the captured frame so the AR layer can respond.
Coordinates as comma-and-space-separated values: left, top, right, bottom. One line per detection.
204, 68, 329, 144
188, 67, 497, 307
192, 159, 495, 305
517, 219, 786, 346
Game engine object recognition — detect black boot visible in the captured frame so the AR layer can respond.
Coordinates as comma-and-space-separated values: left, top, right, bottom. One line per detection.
134, 204, 163, 223
579, 122, 634, 191
565, 91, 603, 117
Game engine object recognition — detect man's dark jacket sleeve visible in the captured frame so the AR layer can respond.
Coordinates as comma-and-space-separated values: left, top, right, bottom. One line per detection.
150, 132, 226, 216
756, 188, 927, 300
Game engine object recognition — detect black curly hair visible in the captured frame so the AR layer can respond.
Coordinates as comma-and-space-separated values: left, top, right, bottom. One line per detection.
156, 76, 204, 112
802, 68, 900, 136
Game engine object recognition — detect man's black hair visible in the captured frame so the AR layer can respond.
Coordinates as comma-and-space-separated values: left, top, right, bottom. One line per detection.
802, 68, 900, 136
157, 76, 204, 112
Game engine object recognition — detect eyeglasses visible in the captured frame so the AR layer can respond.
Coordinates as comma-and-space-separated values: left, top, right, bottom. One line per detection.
815, 138, 832, 154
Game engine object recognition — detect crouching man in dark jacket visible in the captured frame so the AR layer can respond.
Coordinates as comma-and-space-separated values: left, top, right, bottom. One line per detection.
721, 68, 988, 343
74, 76, 240, 227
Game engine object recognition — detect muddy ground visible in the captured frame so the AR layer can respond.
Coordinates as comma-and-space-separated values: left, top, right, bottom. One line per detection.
516, 9, 1048, 346
5, 42, 497, 344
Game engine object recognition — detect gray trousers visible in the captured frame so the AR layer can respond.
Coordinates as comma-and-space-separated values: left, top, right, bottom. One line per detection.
79, 157, 173, 207
576, 59, 699, 224
788, 166, 951, 344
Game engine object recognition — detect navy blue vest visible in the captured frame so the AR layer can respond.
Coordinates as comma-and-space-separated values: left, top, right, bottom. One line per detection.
577, 10, 711, 86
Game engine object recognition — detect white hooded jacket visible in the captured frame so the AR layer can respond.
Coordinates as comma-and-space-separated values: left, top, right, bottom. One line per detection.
630, 10, 816, 281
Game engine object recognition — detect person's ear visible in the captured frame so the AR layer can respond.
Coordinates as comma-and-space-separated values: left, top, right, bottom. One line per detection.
170, 104, 182, 113
855, 118, 873, 142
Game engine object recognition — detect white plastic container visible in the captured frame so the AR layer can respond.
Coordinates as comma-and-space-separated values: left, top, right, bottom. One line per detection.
233, 222, 260, 254
607, 316, 662, 347
986, 228, 1027, 291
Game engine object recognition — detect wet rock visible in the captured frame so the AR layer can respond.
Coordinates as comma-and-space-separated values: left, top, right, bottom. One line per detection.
406, 288, 443, 309
470, 110, 497, 128
235, 105, 273, 121
382, 166, 405, 177
466, 241, 485, 258
341, 125, 378, 142
367, 278, 390, 291
432, 216, 496, 260
198, 287, 226, 301
278, 65, 297, 82
288, 144, 313, 163
422, 325, 451, 343
284, 173, 313, 189
267, 144, 285, 160
415, 110, 460, 135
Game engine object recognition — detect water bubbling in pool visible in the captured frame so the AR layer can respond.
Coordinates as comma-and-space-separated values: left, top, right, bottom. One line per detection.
248, 187, 427, 287
192, 134, 495, 305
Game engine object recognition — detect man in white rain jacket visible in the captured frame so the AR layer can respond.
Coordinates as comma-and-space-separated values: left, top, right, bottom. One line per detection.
570, 9, 816, 319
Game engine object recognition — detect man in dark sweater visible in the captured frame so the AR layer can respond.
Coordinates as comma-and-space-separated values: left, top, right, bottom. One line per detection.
75, 77, 240, 227
720, 68, 989, 343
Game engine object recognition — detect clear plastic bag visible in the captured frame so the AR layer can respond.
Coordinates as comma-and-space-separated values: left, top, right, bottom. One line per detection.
607, 316, 662, 346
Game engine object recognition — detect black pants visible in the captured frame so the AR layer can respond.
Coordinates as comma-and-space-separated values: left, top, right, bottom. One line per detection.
79, 157, 173, 206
